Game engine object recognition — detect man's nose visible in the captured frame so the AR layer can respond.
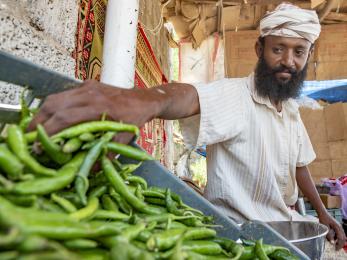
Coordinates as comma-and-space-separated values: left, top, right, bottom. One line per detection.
281, 50, 295, 69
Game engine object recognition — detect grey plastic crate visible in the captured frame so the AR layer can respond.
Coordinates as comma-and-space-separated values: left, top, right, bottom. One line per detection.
121, 153, 310, 260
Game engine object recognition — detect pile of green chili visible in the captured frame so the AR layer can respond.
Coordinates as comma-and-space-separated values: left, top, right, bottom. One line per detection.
0, 120, 298, 260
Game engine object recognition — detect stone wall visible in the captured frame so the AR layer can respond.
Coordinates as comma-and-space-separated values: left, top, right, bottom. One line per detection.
0, 0, 78, 105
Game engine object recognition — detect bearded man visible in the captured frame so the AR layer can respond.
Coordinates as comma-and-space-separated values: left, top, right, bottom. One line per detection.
30, 3, 346, 249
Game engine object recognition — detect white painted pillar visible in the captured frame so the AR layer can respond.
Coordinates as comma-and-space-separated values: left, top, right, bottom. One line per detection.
101, 0, 139, 89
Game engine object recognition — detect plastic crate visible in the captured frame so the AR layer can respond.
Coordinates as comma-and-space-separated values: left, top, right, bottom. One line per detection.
120, 150, 310, 259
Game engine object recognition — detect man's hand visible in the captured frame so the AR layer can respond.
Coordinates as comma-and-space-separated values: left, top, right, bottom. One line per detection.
28, 80, 156, 142
318, 211, 346, 250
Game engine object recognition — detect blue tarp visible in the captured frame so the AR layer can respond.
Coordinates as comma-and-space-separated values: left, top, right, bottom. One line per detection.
307, 85, 347, 103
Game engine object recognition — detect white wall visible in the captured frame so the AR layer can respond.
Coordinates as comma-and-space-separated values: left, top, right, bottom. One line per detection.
0, 0, 79, 104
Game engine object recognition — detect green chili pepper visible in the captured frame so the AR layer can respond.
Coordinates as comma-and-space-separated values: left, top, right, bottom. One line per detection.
144, 197, 166, 206
6, 125, 56, 176
51, 193, 77, 213
88, 185, 108, 199
79, 132, 95, 142
6, 152, 86, 195
24, 131, 37, 144
75, 132, 115, 205
0, 227, 22, 248
37, 124, 71, 164
109, 187, 132, 215
166, 188, 184, 216
92, 209, 130, 221
126, 175, 148, 190
0, 195, 128, 240
101, 194, 119, 212
64, 238, 98, 250
0, 251, 18, 260
182, 240, 223, 255
269, 249, 299, 260
0, 144, 24, 180
107, 142, 154, 161
102, 156, 162, 215
4, 194, 37, 207
63, 137, 83, 153
52, 121, 139, 140
70, 197, 99, 221
255, 239, 270, 260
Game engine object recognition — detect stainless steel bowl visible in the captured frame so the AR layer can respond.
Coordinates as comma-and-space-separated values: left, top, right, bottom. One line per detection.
267, 221, 329, 260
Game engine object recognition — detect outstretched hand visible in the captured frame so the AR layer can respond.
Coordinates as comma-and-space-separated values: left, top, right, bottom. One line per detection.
28, 80, 155, 143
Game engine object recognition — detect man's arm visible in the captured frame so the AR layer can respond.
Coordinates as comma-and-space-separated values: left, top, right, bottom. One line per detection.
296, 166, 346, 250
28, 80, 200, 136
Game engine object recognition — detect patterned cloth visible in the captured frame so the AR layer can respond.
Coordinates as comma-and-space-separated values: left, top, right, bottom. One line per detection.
75, 0, 167, 163
260, 3, 321, 44
179, 73, 316, 223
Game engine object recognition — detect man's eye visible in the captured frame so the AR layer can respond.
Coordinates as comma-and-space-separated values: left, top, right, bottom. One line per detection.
296, 50, 305, 56
273, 48, 282, 54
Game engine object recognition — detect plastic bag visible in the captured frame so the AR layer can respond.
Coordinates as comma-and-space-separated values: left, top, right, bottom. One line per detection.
323, 176, 347, 219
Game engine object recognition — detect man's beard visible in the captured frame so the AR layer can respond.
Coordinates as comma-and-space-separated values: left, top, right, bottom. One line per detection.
254, 56, 308, 102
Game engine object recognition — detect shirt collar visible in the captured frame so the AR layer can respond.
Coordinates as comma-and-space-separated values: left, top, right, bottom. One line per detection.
246, 73, 299, 119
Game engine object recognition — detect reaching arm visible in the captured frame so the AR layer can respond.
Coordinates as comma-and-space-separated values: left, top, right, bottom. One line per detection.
296, 166, 346, 250
28, 80, 200, 135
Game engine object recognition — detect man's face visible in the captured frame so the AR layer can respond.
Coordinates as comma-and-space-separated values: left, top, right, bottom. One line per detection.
254, 36, 313, 101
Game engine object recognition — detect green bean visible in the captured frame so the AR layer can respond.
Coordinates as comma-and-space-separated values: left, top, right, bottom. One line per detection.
17, 235, 61, 253
107, 142, 154, 161
37, 124, 71, 164
102, 156, 162, 215
6, 125, 56, 176
75, 132, 115, 205
36, 197, 65, 213
6, 152, 86, 195
51, 193, 77, 213
0, 144, 23, 180
70, 197, 99, 221
63, 137, 83, 153
52, 121, 139, 140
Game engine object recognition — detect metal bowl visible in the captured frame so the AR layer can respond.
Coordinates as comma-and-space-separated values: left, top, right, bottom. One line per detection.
267, 221, 329, 260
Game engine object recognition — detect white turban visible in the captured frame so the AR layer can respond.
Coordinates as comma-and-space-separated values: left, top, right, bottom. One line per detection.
259, 3, 321, 44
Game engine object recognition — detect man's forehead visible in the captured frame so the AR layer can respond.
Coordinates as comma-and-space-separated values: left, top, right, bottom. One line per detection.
264, 35, 312, 48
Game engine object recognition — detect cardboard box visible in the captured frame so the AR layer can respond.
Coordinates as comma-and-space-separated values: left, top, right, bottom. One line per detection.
331, 159, 347, 178
308, 160, 332, 184
324, 103, 347, 141
299, 108, 328, 144
313, 143, 330, 161
320, 194, 341, 209
329, 141, 347, 160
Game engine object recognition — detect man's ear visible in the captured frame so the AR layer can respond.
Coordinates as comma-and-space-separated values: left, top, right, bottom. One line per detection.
307, 45, 315, 61
255, 40, 263, 58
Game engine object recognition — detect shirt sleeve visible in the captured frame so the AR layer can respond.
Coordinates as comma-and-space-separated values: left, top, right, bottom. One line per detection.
179, 78, 245, 150
296, 116, 316, 167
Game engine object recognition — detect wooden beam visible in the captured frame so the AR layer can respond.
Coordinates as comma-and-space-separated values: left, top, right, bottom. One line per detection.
318, 0, 336, 22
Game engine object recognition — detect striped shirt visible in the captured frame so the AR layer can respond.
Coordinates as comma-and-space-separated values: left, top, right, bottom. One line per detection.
179, 73, 316, 223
